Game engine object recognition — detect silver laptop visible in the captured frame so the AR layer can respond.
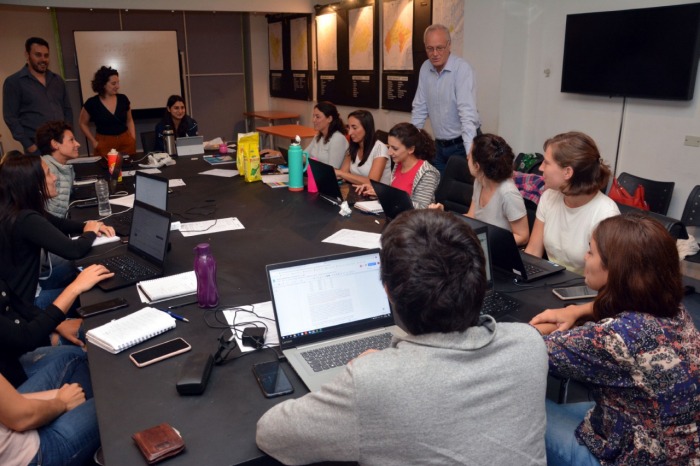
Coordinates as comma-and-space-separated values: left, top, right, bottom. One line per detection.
175, 135, 204, 156
266, 249, 405, 392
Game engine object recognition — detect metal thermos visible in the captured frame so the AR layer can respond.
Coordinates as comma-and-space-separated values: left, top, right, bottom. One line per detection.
163, 125, 176, 156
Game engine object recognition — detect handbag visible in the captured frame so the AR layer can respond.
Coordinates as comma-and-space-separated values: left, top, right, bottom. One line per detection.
609, 178, 649, 210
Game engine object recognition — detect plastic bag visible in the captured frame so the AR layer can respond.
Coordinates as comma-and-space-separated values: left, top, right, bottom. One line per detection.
237, 132, 262, 182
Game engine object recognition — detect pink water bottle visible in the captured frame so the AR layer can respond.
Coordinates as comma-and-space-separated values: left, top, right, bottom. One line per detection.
219, 142, 228, 155
193, 243, 219, 308
307, 157, 319, 193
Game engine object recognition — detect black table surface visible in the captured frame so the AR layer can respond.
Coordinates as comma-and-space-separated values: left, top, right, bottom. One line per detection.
71, 156, 586, 465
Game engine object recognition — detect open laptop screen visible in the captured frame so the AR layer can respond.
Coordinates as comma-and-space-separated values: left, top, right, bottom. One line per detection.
129, 202, 170, 263
476, 229, 493, 289
135, 173, 168, 210
268, 251, 391, 342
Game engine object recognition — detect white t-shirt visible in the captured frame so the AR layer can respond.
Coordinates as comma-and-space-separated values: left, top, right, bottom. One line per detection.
536, 190, 620, 274
472, 178, 527, 232
349, 140, 391, 184
0, 422, 39, 466
305, 131, 348, 169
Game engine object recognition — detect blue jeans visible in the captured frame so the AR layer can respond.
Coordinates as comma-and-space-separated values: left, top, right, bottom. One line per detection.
432, 142, 467, 178
17, 346, 100, 466
35, 263, 77, 314
545, 399, 600, 466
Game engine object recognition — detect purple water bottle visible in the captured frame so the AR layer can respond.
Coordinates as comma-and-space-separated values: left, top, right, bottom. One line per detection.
193, 243, 219, 308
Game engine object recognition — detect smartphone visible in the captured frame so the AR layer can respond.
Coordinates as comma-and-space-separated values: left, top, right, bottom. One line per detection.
252, 361, 294, 398
552, 286, 598, 301
76, 297, 128, 318
129, 338, 191, 368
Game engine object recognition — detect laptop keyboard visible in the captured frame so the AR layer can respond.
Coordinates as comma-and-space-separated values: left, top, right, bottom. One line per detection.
480, 292, 520, 317
100, 255, 157, 282
301, 332, 393, 372
109, 211, 133, 226
523, 263, 545, 276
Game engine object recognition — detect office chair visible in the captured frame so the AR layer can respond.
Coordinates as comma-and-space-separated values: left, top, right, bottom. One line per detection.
524, 198, 538, 233
140, 131, 157, 154
434, 155, 474, 214
681, 185, 700, 263
615, 202, 688, 240
617, 172, 675, 216
375, 130, 389, 145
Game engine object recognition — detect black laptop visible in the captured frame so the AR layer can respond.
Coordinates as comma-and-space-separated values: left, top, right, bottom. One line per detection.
370, 180, 414, 221
107, 172, 169, 236
459, 216, 565, 282
308, 158, 365, 206
77, 200, 172, 291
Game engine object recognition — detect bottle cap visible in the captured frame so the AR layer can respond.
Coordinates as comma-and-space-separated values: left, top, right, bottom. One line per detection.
108, 149, 118, 156
194, 243, 211, 254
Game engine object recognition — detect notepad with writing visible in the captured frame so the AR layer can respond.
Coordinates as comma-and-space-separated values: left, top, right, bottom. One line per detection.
354, 200, 383, 214
137, 271, 197, 304
86, 307, 176, 354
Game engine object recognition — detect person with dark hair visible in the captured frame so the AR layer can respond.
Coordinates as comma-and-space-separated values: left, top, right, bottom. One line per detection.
78, 66, 136, 158
335, 109, 391, 185
430, 133, 529, 245
257, 210, 548, 465
36, 121, 80, 218
356, 122, 440, 209
530, 213, 700, 465
3, 37, 73, 155
261, 102, 348, 169
154, 95, 199, 152
524, 132, 619, 274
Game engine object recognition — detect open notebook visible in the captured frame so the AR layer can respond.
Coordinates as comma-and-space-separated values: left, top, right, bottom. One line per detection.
86, 307, 176, 354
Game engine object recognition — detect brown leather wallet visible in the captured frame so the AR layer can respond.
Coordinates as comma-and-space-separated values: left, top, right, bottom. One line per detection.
132, 423, 185, 464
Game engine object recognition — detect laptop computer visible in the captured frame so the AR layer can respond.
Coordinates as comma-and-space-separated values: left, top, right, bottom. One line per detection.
176, 135, 204, 156
77, 200, 172, 291
106, 172, 169, 236
459, 216, 565, 282
308, 158, 365, 206
370, 180, 414, 221
266, 249, 406, 392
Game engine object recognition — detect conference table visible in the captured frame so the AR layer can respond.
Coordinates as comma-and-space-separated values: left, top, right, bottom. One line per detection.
256, 124, 317, 150
244, 110, 301, 133
71, 155, 585, 465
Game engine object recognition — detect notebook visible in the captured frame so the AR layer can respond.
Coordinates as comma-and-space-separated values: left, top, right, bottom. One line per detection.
137, 271, 197, 304
86, 307, 176, 354
266, 249, 406, 392
354, 200, 383, 214
107, 172, 169, 237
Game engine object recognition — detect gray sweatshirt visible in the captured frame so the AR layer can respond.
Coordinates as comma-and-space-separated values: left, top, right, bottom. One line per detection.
41, 155, 74, 218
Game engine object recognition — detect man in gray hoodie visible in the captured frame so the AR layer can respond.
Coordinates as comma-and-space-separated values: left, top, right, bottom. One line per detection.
36, 120, 80, 218
256, 209, 549, 465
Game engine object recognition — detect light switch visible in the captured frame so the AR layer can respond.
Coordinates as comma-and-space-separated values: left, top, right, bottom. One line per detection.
685, 136, 700, 147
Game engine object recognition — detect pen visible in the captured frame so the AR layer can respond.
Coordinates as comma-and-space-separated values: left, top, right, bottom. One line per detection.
168, 300, 198, 309
156, 308, 189, 323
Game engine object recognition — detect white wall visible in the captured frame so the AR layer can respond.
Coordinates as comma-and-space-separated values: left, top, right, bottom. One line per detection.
0, 0, 313, 14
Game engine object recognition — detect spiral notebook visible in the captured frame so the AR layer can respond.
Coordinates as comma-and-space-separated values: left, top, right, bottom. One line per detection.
137, 271, 197, 304
86, 307, 176, 354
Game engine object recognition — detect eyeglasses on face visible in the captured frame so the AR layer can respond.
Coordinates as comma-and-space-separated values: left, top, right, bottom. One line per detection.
426, 45, 447, 54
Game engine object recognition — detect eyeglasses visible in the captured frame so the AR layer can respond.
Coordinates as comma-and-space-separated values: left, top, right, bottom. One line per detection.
426, 45, 447, 54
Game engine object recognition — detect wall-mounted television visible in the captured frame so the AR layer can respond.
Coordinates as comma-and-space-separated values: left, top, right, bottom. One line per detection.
561, 3, 700, 101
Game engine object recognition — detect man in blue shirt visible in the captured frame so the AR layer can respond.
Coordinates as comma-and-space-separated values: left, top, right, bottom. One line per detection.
3, 37, 73, 155
411, 24, 481, 177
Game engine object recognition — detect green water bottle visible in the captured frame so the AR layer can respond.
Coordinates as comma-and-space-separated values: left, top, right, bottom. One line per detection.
288, 136, 308, 192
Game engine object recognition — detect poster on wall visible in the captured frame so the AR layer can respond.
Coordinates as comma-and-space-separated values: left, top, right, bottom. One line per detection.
268, 22, 283, 71
290, 17, 309, 70
383, 0, 413, 71
316, 13, 338, 71
432, 0, 464, 57
349, 6, 374, 70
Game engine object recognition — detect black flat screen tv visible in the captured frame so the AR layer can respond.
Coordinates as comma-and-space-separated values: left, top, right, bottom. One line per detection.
561, 3, 700, 100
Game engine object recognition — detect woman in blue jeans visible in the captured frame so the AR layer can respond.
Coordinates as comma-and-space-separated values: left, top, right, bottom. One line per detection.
531, 213, 700, 464
0, 346, 99, 466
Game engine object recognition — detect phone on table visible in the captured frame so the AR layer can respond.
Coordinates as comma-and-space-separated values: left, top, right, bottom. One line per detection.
76, 297, 128, 318
552, 286, 598, 301
252, 361, 294, 398
129, 338, 191, 368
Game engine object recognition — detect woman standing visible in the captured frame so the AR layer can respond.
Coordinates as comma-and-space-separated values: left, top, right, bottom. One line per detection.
335, 110, 391, 185
78, 66, 136, 157
154, 95, 199, 152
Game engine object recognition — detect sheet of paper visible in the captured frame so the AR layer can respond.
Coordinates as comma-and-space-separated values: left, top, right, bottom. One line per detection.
169, 179, 186, 187
322, 229, 381, 249
199, 169, 239, 178
262, 174, 289, 183
139, 168, 162, 174
222, 301, 279, 353
122, 170, 136, 177
67, 156, 101, 165
72, 234, 121, 247
179, 217, 245, 237
109, 194, 134, 207
170, 221, 181, 231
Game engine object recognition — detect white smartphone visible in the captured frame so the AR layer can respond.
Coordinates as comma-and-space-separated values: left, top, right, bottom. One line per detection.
129, 338, 191, 368
552, 286, 598, 301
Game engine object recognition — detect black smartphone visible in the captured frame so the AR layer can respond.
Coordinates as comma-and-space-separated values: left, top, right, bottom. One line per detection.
129, 338, 191, 368
252, 361, 294, 398
76, 297, 128, 318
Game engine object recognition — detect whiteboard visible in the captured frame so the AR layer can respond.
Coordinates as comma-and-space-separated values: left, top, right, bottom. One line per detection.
74, 31, 181, 110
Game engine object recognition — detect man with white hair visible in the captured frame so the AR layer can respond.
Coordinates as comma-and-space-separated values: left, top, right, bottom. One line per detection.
411, 24, 481, 177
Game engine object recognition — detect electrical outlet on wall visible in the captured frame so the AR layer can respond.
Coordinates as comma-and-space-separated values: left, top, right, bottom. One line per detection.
685, 136, 700, 147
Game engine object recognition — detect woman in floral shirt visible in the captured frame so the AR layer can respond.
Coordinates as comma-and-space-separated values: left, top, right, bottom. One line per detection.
531, 213, 700, 465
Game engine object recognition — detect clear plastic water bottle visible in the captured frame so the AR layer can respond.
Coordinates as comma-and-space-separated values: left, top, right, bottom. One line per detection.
193, 243, 219, 308
95, 178, 112, 217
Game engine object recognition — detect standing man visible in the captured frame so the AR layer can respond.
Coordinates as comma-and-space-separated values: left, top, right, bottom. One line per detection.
411, 24, 481, 177
3, 37, 73, 155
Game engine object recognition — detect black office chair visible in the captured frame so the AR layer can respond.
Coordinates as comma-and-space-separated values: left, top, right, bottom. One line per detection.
375, 130, 389, 145
140, 131, 157, 154
524, 198, 538, 233
681, 185, 700, 263
434, 155, 474, 214
616, 202, 688, 240
616, 172, 675, 216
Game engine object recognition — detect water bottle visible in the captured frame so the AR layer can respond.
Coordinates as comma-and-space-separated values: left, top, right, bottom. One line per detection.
193, 243, 219, 308
287, 136, 308, 192
163, 125, 176, 156
95, 178, 112, 217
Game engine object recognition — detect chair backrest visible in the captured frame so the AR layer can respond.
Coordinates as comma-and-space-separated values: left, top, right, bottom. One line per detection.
434, 155, 474, 214
617, 172, 674, 215
615, 202, 688, 240
140, 131, 157, 154
375, 130, 389, 145
681, 185, 700, 228
524, 198, 538, 233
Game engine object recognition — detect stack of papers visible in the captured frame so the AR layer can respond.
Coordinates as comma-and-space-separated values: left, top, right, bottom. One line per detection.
179, 217, 245, 237
169, 179, 186, 187
199, 169, 239, 178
